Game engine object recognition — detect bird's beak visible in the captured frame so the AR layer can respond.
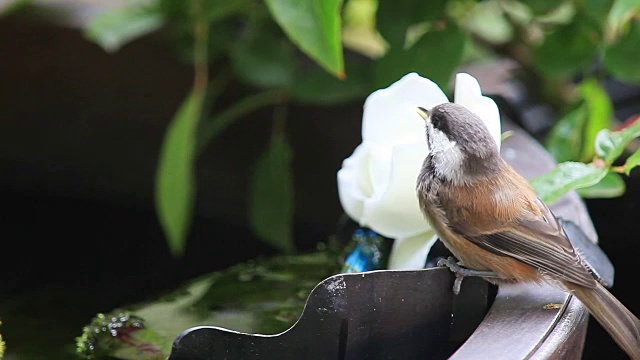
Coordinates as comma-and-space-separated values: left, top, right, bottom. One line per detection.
416, 107, 429, 121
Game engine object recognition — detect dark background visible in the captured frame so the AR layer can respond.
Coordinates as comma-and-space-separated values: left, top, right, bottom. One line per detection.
1, 14, 639, 360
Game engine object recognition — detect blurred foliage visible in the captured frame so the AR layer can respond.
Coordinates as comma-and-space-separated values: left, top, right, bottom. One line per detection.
155, 92, 202, 257
7, 0, 640, 256
545, 79, 613, 163
83, 4, 164, 52
0, 323, 4, 360
532, 116, 640, 203
248, 115, 296, 254
0, 0, 32, 17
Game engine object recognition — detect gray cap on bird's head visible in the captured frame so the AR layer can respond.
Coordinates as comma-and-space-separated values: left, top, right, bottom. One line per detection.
417, 103, 499, 160
416, 103, 502, 183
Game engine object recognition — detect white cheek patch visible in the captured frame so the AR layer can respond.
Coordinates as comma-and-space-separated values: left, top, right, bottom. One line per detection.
435, 145, 465, 182
430, 128, 455, 153
430, 128, 465, 183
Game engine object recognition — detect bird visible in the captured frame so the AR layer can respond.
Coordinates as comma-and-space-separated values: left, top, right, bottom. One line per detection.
415, 102, 640, 359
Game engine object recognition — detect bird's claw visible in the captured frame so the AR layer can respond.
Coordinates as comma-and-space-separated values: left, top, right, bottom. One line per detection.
437, 256, 498, 295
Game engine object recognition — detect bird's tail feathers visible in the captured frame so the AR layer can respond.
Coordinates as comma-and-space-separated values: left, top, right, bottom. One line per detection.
569, 281, 640, 360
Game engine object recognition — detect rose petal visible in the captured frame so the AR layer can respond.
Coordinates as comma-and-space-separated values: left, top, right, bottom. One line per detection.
337, 144, 371, 223
367, 142, 392, 199
454, 73, 502, 149
362, 72, 449, 144
387, 231, 439, 270
361, 141, 429, 239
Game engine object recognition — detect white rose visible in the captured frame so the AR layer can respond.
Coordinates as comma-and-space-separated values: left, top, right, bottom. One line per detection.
337, 72, 502, 270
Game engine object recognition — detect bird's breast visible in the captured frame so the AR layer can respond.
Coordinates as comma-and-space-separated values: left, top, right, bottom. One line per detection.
416, 166, 541, 282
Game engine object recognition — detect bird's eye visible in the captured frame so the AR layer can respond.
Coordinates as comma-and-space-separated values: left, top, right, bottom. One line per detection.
431, 114, 441, 129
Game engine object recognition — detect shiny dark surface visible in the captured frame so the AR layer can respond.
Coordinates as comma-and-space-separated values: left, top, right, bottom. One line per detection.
169, 269, 489, 360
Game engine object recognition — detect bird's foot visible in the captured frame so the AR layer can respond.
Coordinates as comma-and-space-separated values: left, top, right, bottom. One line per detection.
437, 257, 499, 295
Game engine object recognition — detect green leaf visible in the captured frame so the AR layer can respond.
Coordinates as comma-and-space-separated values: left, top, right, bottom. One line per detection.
534, 2, 576, 24
603, 20, 640, 82
607, 0, 640, 38
595, 129, 621, 162
530, 161, 608, 204
500, 0, 533, 24
532, 17, 600, 76
545, 105, 587, 162
231, 28, 297, 89
84, 5, 164, 52
624, 148, 640, 174
576, 171, 626, 198
376, 0, 447, 47
249, 136, 295, 253
518, 0, 563, 14
205, 0, 254, 22
501, 130, 515, 141
579, 79, 614, 160
158, 0, 188, 18
155, 92, 203, 257
290, 62, 373, 105
545, 79, 613, 162
265, 0, 344, 77
462, 0, 514, 45
595, 117, 640, 163
579, 0, 614, 26
0, 0, 31, 17
374, 24, 465, 90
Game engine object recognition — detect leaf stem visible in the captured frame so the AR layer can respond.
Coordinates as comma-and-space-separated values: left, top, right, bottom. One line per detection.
611, 165, 626, 173
192, 0, 209, 97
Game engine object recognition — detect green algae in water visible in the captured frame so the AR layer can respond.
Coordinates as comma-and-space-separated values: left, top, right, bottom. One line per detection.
75, 241, 345, 359
1, 320, 5, 360
75, 311, 164, 360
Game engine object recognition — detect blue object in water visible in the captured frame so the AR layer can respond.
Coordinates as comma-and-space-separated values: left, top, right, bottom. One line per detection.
342, 229, 389, 273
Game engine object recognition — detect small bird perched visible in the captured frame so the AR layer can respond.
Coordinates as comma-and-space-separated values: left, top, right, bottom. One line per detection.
415, 103, 640, 359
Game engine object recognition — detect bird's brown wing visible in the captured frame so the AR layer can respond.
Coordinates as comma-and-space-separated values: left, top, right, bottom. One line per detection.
455, 198, 597, 288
